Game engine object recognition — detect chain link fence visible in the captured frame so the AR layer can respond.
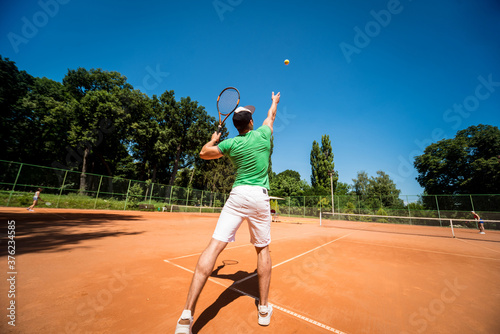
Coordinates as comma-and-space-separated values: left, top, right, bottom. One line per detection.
0, 160, 227, 211
2, 160, 499, 222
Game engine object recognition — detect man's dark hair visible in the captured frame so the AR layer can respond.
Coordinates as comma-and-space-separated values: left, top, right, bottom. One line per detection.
233, 111, 252, 132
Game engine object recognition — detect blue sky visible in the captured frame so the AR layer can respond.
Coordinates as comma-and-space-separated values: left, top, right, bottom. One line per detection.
1, 0, 499, 196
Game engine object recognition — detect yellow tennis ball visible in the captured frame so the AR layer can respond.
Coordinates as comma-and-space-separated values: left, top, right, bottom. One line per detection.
284, 59, 290, 65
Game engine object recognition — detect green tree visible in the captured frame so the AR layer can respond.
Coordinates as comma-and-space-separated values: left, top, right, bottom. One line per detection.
353, 171, 403, 210
310, 135, 337, 194
62, 68, 134, 192
414, 124, 500, 194
368, 171, 403, 209
335, 182, 351, 196
0, 56, 34, 162
352, 171, 369, 199
63, 67, 132, 101
270, 169, 308, 197
157, 91, 219, 186
20, 77, 72, 166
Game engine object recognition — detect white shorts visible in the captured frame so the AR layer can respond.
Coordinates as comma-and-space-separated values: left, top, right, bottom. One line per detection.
212, 185, 271, 247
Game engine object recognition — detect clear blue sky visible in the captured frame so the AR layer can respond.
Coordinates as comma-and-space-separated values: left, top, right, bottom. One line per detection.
1, 0, 499, 196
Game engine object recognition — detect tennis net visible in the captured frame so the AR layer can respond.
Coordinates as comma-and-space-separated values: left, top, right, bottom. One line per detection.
163, 204, 223, 214
319, 212, 500, 239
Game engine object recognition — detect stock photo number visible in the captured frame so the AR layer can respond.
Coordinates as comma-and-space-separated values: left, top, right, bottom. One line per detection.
7, 220, 17, 327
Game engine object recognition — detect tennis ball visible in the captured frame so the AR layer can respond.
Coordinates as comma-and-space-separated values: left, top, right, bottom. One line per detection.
284, 59, 290, 65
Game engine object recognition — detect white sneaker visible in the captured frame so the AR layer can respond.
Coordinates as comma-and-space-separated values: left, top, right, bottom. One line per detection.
258, 304, 273, 326
479, 232, 486, 234
175, 310, 193, 334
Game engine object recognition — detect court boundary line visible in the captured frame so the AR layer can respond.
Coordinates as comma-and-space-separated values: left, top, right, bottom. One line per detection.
164, 259, 348, 333
227, 232, 357, 286
166, 230, 326, 262
271, 232, 356, 269
343, 239, 500, 261
455, 237, 500, 254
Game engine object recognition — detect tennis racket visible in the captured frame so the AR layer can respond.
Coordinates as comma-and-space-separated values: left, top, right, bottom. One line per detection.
216, 87, 240, 134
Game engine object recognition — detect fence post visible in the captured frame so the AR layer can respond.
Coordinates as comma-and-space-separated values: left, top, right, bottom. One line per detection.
56, 170, 69, 208
406, 195, 412, 224
435, 195, 442, 227
169, 186, 174, 205
124, 180, 132, 210
320, 196, 322, 218
303, 196, 305, 217
469, 195, 475, 213
94, 175, 103, 210
186, 187, 190, 206
288, 197, 290, 217
7, 163, 23, 207
149, 183, 154, 204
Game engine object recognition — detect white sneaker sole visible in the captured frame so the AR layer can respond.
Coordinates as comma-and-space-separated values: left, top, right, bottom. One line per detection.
258, 305, 273, 326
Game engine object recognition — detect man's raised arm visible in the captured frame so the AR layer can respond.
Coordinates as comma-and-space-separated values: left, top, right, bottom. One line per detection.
262, 91, 280, 134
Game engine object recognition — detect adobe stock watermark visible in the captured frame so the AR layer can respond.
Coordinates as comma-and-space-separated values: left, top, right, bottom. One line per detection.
273, 106, 296, 134
212, 0, 244, 22
135, 64, 170, 94
395, 73, 500, 182
65, 269, 132, 333
400, 277, 467, 334
339, 0, 412, 64
7, 0, 71, 54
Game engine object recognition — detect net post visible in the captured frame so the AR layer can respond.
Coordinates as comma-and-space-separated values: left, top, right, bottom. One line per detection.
450, 219, 456, 238
320, 211, 322, 226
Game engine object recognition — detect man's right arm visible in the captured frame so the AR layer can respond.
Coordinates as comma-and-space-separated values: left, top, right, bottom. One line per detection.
262, 91, 280, 134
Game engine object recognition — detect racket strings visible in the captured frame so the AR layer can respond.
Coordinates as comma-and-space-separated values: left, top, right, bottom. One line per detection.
218, 89, 239, 115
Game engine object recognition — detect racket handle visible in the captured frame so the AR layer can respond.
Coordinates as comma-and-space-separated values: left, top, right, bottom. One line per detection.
216, 124, 222, 135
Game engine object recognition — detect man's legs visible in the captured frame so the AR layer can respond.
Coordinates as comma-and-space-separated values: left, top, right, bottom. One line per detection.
255, 245, 272, 325
182, 238, 228, 314
255, 245, 272, 306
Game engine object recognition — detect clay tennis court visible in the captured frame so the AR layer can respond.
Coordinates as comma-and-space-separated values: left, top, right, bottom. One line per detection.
1, 207, 499, 333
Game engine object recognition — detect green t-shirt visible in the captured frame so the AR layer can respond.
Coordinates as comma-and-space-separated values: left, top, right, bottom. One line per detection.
218, 125, 272, 189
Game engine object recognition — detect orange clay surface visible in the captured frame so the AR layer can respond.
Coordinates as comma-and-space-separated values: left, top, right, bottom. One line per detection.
1, 207, 500, 334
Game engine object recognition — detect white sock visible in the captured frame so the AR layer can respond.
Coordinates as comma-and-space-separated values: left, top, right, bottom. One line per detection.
181, 310, 192, 320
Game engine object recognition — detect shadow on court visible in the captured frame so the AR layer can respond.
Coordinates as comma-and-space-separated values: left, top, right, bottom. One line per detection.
192, 265, 259, 334
0, 211, 145, 256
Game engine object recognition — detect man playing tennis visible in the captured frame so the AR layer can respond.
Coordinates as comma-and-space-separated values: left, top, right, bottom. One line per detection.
175, 91, 280, 334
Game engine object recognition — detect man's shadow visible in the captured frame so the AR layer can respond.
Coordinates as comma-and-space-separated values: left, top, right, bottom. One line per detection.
192, 264, 259, 333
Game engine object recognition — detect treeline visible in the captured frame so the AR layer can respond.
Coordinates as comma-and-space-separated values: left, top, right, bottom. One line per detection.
270, 134, 403, 211
0, 56, 235, 193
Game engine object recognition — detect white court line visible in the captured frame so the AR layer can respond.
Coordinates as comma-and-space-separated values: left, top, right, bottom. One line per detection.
166, 232, 317, 261
164, 260, 229, 290
272, 232, 355, 269
455, 237, 500, 255
50, 212, 67, 219
344, 239, 500, 261
166, 243, 252, 261
164, 259, 347, 333
232, 232, 356, 284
